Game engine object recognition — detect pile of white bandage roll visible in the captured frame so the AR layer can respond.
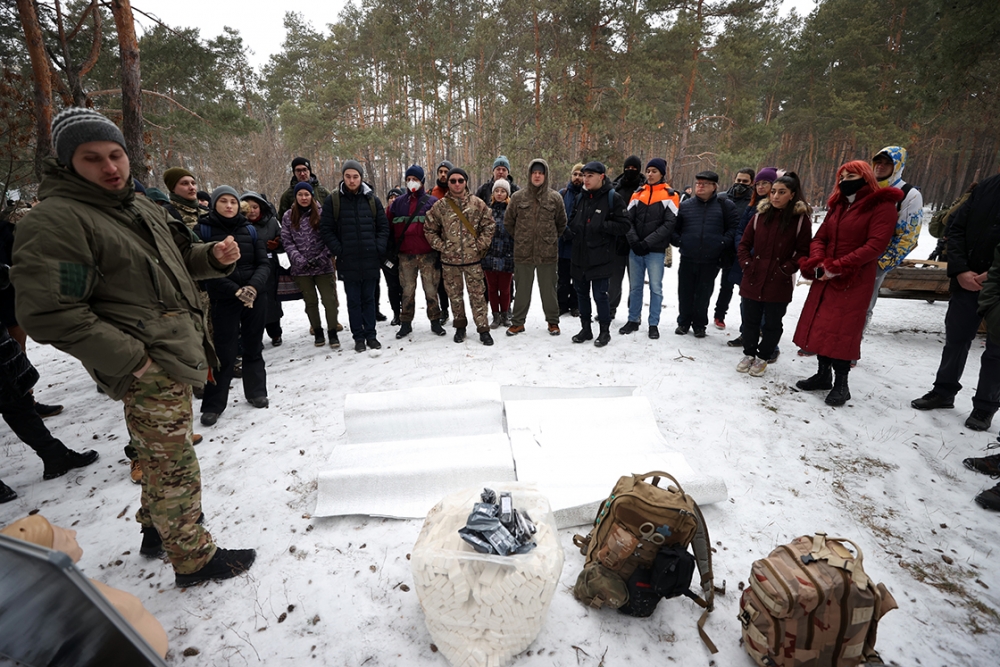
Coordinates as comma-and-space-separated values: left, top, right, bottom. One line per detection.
411, 485, 564, 667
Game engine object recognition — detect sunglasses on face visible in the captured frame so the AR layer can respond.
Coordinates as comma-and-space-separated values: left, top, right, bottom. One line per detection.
449, 178, 465, 184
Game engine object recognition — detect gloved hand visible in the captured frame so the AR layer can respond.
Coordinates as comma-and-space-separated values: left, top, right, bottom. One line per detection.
630, 241, 649, 256
266, 238, 280, 251
305, 257, 319, 271
235, 285, 257, 308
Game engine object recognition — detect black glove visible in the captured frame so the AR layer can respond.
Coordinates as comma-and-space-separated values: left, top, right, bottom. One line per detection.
630, 241, 649, 256
305, 257, 319, 271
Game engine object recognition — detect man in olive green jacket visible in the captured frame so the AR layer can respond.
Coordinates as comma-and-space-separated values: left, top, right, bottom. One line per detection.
504, 158, 568, 336
11, 107, 255, 587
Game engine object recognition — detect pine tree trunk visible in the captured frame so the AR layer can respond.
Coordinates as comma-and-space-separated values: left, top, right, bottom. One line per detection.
110, 0, 145, 175
16, 0, 54, 179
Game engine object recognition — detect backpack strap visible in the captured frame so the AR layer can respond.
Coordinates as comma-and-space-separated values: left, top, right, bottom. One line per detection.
446, 198, 478, 238
688, 500, 718, 654
196, 223, 211, 242
245, 224, 257, 243
895, 182, 913, 212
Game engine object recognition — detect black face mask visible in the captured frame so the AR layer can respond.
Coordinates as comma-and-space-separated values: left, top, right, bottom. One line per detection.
731, 183, 751, 198
839, 178, 866, 197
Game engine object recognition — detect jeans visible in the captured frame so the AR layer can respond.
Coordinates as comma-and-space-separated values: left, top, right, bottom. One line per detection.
576, 277, 611, 324
741, 299, 788, 361
932, 281, 1000, 411
344, 278, 379, 341
677, 259, 720, 330
628, 251, 665, 326
865, 266, 890, 330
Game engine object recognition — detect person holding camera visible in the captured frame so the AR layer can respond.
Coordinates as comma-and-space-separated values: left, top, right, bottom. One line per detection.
792, 161, 902, 406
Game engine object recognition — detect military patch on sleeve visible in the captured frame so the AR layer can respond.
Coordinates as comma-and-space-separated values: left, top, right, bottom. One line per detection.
59, 262, 90, 299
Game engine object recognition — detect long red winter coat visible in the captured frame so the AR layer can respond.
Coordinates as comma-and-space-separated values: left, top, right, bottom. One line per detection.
737, 199, 813, 303
792, 185, 903, 360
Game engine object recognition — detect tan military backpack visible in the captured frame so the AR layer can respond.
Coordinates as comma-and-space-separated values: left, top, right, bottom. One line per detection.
739, 533, 897, 667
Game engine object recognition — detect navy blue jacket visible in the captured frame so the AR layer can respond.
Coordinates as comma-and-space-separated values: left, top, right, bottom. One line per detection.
319, 183, 389, 282
671, 193, 739, 264
565, 181, 630, 280
559, 182, 583, 259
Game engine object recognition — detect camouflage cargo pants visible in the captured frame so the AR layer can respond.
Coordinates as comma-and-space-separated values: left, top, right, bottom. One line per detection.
124, 362, 215, 574
399, 253, 442, 323
442, 264, 490, 333
198, 287, 214, 343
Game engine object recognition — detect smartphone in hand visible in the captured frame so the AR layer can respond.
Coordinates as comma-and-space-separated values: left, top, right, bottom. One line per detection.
815, 267, 825, 279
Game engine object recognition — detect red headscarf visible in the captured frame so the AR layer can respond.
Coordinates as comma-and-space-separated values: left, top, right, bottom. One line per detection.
826, 160, 879, 209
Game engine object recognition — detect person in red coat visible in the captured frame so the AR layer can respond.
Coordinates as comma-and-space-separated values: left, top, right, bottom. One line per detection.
793, 161, 903, 405
735, 173, 813, 377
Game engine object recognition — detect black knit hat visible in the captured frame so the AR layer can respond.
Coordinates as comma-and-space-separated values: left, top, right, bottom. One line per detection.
624, 155, 642, 171
291, 156, 311, 170
446, 167, 469, 184
51, 107, 127, 167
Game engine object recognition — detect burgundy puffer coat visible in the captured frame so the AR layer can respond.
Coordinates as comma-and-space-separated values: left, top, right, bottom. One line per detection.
737, 199, 813, 303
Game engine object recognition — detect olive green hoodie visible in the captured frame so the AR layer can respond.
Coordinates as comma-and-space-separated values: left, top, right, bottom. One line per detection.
11, 158, 233, 400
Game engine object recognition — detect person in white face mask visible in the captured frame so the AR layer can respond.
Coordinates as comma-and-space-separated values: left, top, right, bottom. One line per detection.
385, 165, 446, 339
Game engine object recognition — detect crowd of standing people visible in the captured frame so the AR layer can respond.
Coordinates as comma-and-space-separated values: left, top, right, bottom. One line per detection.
1, 107, 1000, 601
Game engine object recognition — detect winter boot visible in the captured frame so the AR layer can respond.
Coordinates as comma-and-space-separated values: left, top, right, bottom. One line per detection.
314, 327, 326, 347
618, 321, 639, 335
572, 318, 593, 343
431, 319, 446, 336
594, 321, 611, 348
390, 310, 401, 326
796, 357, 833, 391
454, 327, 466, 343
490, 311, 502, 329
329, 332, 340, 348
0, 481, 17, 504
175, 547, 256, 587
395, 322, 413, 339
140, 525, 165, 559
480, 331, 494, 346
42, 449, 100, 480
825, 365, 851, 406
232, 356, 242, 378
501, 310, 513, 327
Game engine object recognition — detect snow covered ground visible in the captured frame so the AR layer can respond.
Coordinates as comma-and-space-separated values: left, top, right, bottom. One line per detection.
1, 225, 998, 666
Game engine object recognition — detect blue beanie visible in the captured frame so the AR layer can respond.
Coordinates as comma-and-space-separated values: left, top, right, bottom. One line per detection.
646, 158, 667, 177
405, 165, 425, 182
293, 181, 314, 195
492, 155, 511, 171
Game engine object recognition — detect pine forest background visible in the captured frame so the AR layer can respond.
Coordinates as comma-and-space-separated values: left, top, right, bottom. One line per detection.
3, 0, 999, 208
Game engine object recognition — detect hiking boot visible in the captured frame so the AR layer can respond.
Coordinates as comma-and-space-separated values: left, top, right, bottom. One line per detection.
130, 459, 143, 485
175, 547, 256, 587
572, 319, 593, 343
548, 323, 560, 336
749, 358, 768, 377
390, 314, 400, 326
490, 312, 502, 329
201, 412, 219, 426
354, 339, 366, 353
714, 318, 726, 330
431, 320, 446, 336
395, 322, 413, 339
0, 481, 16, 504
366, 337, 382, 350
570, 308, 580, 317
192, 434, 203, 445
594, 322, 611, 348
375, 311, 388, 322
727, 335, 743, 348
796, 358, 833, 391
963, 454, 1000, 478
248, 396, 269, 408
42, 449, 99, 480
329, 333, 340, 349
911, 391, 954, 410
619, 321, 639, 335
140, 525, 165, 559
675, 325, 689, 336
336, 322, 344, 332
314, 328, 325, 347
501, 311, 513, 327
35, 402, 64, 418
454, 327, 466, 343
693, 327, 707, 338
271, 336, 283, 347
767, 347, 780, 364
506, 324, 525, 336
648, 326, 659, 339
480, 331, 494, 346
825, 371, 851, 406
974, 484, 1000, 511
965, 409, 995, 431
736, 355, 754, 373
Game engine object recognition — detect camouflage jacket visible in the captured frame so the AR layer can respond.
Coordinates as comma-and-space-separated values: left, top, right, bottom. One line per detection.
166, 194, 206, 229
10, 159, 233, 401
424, 191, 495, 266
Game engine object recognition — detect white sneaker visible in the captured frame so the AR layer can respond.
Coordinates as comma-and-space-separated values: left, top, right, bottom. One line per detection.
749, 358, 768, 377
737, 355, 754, 373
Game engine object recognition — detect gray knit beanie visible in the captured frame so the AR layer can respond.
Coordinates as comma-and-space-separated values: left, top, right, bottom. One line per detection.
342, 160, 364, 178
210, 185, 240, 212
51, 107, 127, 167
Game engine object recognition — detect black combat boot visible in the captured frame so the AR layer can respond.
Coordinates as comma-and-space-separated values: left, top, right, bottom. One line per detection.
594, 321, 611, 348
796, 356, 833, 391
572, 318, 593, 343
454, 327, 466, 343
825, 361, 852, 406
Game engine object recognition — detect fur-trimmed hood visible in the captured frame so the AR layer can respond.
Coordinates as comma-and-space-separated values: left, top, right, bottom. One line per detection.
756, 199, 812, 216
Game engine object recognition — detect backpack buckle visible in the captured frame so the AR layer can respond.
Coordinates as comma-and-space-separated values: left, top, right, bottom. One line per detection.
801, 554, 816, 565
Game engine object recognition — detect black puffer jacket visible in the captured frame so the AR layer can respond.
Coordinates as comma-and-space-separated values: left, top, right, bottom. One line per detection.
671, 193, 739, 264
250, 205, 283, 324
565, 181, 630, 280
197, 210, 270, 302
319, 182, 389, 282
947, 172, 1000, 277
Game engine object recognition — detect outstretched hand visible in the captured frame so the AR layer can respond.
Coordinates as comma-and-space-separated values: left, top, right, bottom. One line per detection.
213, 236, 241, 264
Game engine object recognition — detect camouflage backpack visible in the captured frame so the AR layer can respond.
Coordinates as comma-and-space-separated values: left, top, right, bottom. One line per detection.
739, 533, 897, 667
572, 471, 716, 652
